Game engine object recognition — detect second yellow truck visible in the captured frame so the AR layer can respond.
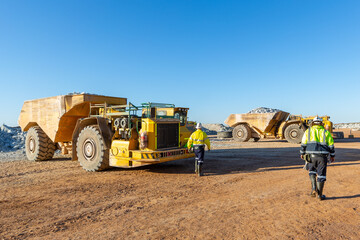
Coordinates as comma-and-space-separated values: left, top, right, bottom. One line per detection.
225, 111, 336, 143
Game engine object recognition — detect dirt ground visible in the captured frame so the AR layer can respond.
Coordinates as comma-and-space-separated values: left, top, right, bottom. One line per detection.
336, 128, 360, 138
1, 138, 360, 239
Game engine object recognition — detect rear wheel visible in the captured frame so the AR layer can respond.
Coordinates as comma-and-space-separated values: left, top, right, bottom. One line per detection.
25, 126, 55, 161
284, 124, 304, 143
232, 124, 251, 142
76, 125, 109, 172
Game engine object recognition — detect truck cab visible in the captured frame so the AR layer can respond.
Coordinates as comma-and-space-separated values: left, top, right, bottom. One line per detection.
88, 102, 195, 169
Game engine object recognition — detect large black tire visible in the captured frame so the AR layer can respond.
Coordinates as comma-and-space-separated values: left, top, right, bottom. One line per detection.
284, 124, 304, 143
332, 132, 344, 139
76, 125, 109, 172
25, 126, 55, 161
232, 124, 251, 142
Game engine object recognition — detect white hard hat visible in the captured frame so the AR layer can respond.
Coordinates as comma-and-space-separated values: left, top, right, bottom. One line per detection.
196, 123, 202, 129
313, 116, 323, 123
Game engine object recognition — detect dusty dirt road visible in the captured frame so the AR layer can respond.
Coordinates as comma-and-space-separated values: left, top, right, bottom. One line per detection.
1, 138, 360, 239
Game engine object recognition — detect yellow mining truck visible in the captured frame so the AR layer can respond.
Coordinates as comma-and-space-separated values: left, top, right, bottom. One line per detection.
18, 94, 195, 171
224, 111, 335, 144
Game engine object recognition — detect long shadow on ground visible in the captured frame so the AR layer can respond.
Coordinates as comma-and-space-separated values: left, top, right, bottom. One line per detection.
146, 146, 360, 176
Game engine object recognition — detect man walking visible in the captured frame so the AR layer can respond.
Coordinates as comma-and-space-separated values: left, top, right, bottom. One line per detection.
187, 123, 211, 176
300, 116, 335, 200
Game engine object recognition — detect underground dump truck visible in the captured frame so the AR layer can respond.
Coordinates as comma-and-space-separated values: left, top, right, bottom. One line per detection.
18, 94, 195, 171
224, 111, 337, 144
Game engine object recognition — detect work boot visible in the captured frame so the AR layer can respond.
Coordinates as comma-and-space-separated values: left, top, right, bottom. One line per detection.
198, 163, 203, 177
310, 175, 317, 197
316, 181, 326, 200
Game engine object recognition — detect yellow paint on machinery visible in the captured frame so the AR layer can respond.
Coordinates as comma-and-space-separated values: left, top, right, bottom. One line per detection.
18, 95, 195, 172
225, 111, 338, 143
225, 111, 290, 137
140, 118, 157, 150
174, 107, 195, 147
109, 115, 193, 168
109, 146, 194, 168
18, 94, 127, 143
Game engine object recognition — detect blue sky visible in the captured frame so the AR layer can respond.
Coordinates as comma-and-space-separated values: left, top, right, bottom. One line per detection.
0, 0, 359, 126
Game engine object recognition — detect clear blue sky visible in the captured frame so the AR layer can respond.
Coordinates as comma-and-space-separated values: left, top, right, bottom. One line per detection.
1, 0, 359, 126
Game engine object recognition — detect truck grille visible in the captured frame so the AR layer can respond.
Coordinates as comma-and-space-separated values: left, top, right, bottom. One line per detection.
157, 123, 179, 149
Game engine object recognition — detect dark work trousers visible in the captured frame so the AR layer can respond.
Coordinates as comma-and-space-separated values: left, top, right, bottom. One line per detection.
308, 154, 328, 182
194, 145, 205, 165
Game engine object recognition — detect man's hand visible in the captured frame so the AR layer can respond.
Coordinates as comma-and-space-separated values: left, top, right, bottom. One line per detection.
330, 156, 335, 162
300, 155, 304, 160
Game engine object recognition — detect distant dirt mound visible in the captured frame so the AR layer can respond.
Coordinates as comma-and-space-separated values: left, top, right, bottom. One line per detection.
202, 124, 233, 135
247, 107, 282, 114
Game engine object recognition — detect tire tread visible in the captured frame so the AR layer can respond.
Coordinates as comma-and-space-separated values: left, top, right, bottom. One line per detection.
25, 126, 55, 161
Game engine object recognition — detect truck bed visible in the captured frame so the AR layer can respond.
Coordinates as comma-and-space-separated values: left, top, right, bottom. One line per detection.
18, 94, 127, 142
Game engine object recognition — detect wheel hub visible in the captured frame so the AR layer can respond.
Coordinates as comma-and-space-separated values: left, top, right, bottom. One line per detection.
290, 129, 298, 138
29, 137, 35, 153
237, 130, 244, 138
83, 139, 96, 161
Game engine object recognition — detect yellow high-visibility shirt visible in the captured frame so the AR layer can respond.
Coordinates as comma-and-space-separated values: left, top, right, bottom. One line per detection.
300, 125, 335, 157
187, 129, 211, 150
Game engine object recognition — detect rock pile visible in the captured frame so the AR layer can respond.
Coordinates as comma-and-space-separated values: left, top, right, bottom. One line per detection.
202, 124, 233, 135
248, 107, 282, 114
0, 125, 26, 152
334, 122, 360, 130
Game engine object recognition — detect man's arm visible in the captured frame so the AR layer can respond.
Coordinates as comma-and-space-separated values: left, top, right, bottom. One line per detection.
187, 133, 194, 150
300, 129, 309, 158
326, 131, 335, 162
203, 132, 211, 151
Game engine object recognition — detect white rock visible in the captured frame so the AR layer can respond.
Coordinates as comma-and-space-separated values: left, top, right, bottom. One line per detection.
247, 107, 282, 114
334, 122, 360, 129
202, 124, 233, 135
0, 124, 27, 152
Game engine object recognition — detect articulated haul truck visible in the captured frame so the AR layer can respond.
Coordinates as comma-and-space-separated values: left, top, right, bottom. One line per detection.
18, 94, 195, 171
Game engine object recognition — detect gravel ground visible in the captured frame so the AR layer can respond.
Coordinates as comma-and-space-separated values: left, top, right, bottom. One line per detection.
0, 149, 27, 162
1, 138, 359, 239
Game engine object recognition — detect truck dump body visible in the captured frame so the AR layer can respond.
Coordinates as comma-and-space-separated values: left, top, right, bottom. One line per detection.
225, 111, 290, 134
18, 94, 127, 142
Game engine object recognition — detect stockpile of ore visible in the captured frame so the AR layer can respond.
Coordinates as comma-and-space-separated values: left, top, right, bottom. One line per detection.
202, 124, 233, 135
247, 107, 281, 114
0, 125, 26, 152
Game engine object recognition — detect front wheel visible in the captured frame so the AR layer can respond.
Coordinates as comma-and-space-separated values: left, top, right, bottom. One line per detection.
232, 124, 251, 142
76, 125, 109, 171
284, 124, 304, 143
